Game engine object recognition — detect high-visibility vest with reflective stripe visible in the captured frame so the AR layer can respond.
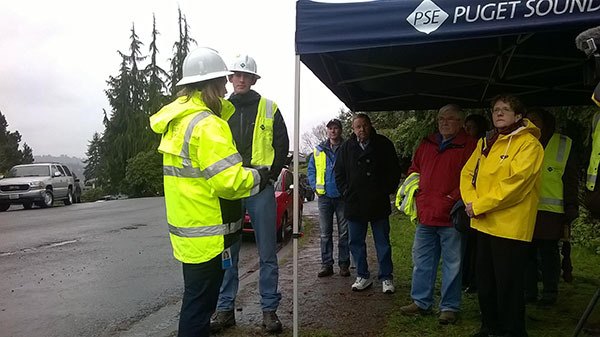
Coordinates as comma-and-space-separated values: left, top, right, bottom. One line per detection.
313, 148, 327, 195
151, 94, 260, 264
395, 172, 420, 223
250, 97, 277, 169
539, 133, 571, 213
587, 112, 600, 191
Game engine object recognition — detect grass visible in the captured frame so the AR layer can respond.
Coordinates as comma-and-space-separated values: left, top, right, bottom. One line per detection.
381, 212, 600, 337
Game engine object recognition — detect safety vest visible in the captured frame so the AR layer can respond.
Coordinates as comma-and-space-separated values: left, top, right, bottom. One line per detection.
251, 97, 277, 169
313, 147, 327, 195
150, 92, 260, 264
395, 172, 420, 223
587, 112, 600, 191
539, 133, 571, 213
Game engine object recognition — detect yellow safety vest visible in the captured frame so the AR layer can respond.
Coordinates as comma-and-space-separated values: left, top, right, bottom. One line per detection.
395, 172, 420, 223
313, 148, 327, 195
251, 97, 277, 169
150, 92, 260, 264
539, 133, 571, 213
587, 112, 600, 191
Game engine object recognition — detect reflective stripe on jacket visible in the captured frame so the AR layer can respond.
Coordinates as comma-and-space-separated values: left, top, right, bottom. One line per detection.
150, 91, 260, 264
250, 97, 277, 169
395, 172, 419, 223
460, 119, 544, 242
539, 133, 571, 213
587, 112, 600, 191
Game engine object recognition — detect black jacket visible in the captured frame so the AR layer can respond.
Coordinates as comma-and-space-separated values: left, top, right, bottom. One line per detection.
228, 90, 289, 180
334, 129, 401, 222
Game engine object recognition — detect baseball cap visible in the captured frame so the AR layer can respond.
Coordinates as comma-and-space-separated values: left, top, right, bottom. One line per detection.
326, 119, 342, 129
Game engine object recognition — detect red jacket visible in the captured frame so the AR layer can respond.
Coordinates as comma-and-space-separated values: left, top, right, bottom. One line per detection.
408, 130, 476, 226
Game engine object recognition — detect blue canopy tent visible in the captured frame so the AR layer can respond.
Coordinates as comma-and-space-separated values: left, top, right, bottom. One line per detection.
289, 1, 599, 336
295, 0, 599, 111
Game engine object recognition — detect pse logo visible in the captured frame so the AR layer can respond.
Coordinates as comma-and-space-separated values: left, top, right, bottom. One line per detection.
406, 0, 448, 34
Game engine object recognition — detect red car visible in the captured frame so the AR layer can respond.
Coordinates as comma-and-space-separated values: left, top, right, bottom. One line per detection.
243, 168, 303, 242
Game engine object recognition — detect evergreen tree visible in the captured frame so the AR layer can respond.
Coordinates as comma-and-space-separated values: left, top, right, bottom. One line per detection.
145, 14, 170, 149
83, 132, 103, 183
102, 24, 149, 193
0, 110, 35, 173
21, 143, 34, 164
169, 8, 196, 95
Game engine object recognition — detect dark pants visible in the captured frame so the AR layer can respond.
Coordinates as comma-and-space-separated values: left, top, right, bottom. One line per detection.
462, 228, 478, 289
477, 231, 529, 337
178, 254, 224, 337
525, 239, 560, 300
561, 240, 573, 279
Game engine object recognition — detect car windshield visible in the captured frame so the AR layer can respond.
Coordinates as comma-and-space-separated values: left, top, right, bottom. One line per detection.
6, 166, 50, 178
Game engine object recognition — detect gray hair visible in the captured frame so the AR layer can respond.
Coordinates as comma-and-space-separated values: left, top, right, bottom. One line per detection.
438, 104, 464, 119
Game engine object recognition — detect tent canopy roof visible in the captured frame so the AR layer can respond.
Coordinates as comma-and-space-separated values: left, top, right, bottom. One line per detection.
296, 0, 600, 111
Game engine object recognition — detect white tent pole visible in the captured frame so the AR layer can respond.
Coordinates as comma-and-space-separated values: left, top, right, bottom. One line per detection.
292, 54, 301, 337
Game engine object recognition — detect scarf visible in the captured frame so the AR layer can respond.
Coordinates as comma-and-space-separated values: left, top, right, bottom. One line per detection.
482, 119, 523, 157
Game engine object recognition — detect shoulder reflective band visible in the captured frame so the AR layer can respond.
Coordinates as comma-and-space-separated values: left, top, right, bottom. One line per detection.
265, 99, 273, 119
169, 220, 242, 237
162, 110, 242, 179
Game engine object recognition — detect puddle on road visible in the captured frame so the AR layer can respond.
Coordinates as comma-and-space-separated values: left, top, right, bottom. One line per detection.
0, 239, 79, 257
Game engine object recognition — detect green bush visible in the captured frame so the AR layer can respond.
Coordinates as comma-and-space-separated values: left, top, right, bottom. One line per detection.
571, 207, 600, 254
122, 150, 163, 198
81, 188, 106, 203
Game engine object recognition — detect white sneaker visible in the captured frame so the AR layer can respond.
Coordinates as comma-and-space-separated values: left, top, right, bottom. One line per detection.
351, 277, 373, 291
382, 279, 395, 294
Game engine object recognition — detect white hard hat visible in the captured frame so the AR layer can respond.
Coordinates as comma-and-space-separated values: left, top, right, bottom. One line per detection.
230, 54, 261, 79
176, 47, 233, 87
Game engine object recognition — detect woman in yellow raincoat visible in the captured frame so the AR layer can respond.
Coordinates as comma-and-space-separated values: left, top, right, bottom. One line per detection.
460, 94, 544, 337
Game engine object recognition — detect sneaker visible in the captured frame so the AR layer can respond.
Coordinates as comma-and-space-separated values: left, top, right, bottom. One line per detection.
210, 310, 235, 333
382, 279, 395, 294
339, 266, 351, 277
399, 302, 432, 316
317, 266, 334, 277
262, 311, 283, 333
438, 310, 458, 325
351, 277, 373, 291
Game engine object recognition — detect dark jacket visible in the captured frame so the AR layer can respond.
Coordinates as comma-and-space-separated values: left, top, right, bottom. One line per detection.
334, 129, 401, 222
408, 130, 476, 227
228, 90, 289, 180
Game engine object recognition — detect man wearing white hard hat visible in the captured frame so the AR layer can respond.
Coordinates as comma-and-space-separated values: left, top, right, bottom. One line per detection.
211, 54, 289, 333
149, 47, 270, 337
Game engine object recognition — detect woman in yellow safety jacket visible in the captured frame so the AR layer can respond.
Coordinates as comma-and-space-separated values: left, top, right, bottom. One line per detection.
149, 47, 268, 337
460, 94, 544, 337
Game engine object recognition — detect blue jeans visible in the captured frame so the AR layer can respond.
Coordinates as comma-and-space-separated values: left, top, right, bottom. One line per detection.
318, 196, 350, 267
411, 224, 463, 312
347, 217, 393, 280
216, 184, 281, 311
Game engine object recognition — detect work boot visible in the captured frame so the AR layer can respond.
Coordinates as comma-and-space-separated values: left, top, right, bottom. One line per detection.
262, 311, 283, 333
438, 310, 458, 325
317, 265, 334, 277
339, 265, 351, 277
399, 302, 432, 316
210, 310, 235, 333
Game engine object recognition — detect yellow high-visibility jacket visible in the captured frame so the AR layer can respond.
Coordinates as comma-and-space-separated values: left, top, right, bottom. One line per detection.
395, 172, 420, 224
150, 91, 261, 264
460, 119, 544, 242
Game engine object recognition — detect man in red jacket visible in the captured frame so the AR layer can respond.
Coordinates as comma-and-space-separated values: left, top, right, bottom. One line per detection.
399, 104, 476, 324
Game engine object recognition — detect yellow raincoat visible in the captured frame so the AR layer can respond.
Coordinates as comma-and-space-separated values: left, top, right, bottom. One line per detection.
460, 119, 544, 242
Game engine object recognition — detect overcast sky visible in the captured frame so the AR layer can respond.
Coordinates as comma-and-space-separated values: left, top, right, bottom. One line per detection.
0, 0, 346, 158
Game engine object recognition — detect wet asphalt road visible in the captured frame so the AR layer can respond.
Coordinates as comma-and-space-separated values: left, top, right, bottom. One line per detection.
0, 198, 269, 337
